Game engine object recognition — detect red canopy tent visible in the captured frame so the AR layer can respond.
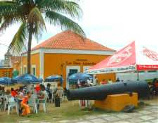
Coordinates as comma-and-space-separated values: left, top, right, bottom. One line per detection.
87, 41, 158, 74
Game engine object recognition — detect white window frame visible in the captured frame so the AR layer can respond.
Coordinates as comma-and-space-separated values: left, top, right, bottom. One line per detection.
66, 66, 80, 78
20, 67, 23, 75
31, 65, 36, 76
23, 65, 27, 74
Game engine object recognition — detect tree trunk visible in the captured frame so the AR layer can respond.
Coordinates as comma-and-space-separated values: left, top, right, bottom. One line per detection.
27, 30, 32, 74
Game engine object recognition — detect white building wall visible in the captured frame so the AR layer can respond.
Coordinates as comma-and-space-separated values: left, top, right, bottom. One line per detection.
116, 71, 158, 81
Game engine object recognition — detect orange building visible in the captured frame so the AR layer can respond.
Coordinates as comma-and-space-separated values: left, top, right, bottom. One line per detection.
13, 31, 116, 87
0, 51, 13, 78
0, 67, 13, 78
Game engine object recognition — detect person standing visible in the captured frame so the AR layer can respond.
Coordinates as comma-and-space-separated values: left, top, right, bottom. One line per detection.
46, 83, 52, 103
40, 85, 48, 100
93, 76, 98, 86
54, 84, 63, 107
78, 80, 91, 110
153, 78, 158, 95
87, 78, 93, 86
60, 75, 63, 86
116, 78, 120, 82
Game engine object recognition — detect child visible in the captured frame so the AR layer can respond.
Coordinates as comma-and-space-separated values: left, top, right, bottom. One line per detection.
21, 91, 31, 116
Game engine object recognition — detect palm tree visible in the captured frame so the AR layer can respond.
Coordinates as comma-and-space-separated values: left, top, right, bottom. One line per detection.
0, 0, 85, 74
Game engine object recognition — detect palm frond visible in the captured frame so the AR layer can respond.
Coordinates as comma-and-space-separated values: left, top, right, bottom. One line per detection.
39, 0, 82, 18
8, 22, 27, 55
0, 1, 24, 29
0, 1, 18, 17
46, 10, 85, 37
0, 18, 16, 32
28, 7, 46, 39
14, 0, 34, 4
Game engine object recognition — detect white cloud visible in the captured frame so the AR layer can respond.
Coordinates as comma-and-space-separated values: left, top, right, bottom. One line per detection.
0, 24, 20, 59
79, 0, 158, 51
0, 0, 158, 59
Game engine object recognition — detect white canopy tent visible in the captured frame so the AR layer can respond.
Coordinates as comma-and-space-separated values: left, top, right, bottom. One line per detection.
87, 41, 158, 75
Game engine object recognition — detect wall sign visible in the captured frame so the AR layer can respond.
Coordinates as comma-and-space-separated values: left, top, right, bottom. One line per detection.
65, 59, 96, 66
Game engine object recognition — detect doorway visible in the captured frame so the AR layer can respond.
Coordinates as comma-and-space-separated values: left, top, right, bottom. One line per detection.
68, 69, 78, 77
66, 66, 80, 89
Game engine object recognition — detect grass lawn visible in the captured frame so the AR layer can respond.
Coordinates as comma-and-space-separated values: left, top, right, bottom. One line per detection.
0, 97, 157, 123
0, 100, 112, 123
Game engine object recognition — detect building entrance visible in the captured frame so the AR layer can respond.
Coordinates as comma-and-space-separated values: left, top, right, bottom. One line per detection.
66, 66, 80, 89
68, 69, 78, 77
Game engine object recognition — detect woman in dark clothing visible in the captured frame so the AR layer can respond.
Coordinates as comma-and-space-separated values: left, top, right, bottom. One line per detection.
46, 84, 52, 102
152, 78, 158, 95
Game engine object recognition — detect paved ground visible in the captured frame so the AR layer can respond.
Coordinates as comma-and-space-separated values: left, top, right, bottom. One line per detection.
19, 100, 158, 123
58, 104, 158, 123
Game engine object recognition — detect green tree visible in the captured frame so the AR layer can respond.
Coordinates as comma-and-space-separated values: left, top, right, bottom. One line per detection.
0, 0, 85, 74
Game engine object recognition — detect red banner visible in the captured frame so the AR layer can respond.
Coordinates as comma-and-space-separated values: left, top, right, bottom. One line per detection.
137, 65, 158, 71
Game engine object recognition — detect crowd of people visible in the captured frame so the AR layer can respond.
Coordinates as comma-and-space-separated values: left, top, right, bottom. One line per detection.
75, 76, 115, 109
71, 77, 117, 89
100, 78, 114, 85
148, 78, 158, 96
0, 83, 64, 116
0, 76, 158, 116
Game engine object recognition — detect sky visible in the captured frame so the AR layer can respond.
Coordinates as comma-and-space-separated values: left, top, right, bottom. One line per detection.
0, 0, 158, 59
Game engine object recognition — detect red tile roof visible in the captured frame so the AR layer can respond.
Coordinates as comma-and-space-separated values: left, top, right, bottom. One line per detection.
32, 30, 114, 51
